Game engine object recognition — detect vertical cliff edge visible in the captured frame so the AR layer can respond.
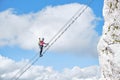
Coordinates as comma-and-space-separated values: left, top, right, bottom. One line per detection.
97, 0, 120, 80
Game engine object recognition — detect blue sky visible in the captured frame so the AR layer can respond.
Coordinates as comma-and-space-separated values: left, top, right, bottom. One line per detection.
0, 0, 104, 71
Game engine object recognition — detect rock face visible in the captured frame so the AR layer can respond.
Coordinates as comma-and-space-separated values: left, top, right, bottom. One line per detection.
97, 0, 120, 80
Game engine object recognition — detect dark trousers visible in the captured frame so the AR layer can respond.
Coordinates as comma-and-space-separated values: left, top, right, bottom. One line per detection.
40, 45, 43, 56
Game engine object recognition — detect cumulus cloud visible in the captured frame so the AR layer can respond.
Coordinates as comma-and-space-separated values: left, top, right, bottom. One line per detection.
0, 55, 100, 80
0, 3, 100, 55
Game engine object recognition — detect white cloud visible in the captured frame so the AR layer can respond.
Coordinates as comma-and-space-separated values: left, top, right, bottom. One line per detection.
0, 3, 100, 55
0, 55, 100, 80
